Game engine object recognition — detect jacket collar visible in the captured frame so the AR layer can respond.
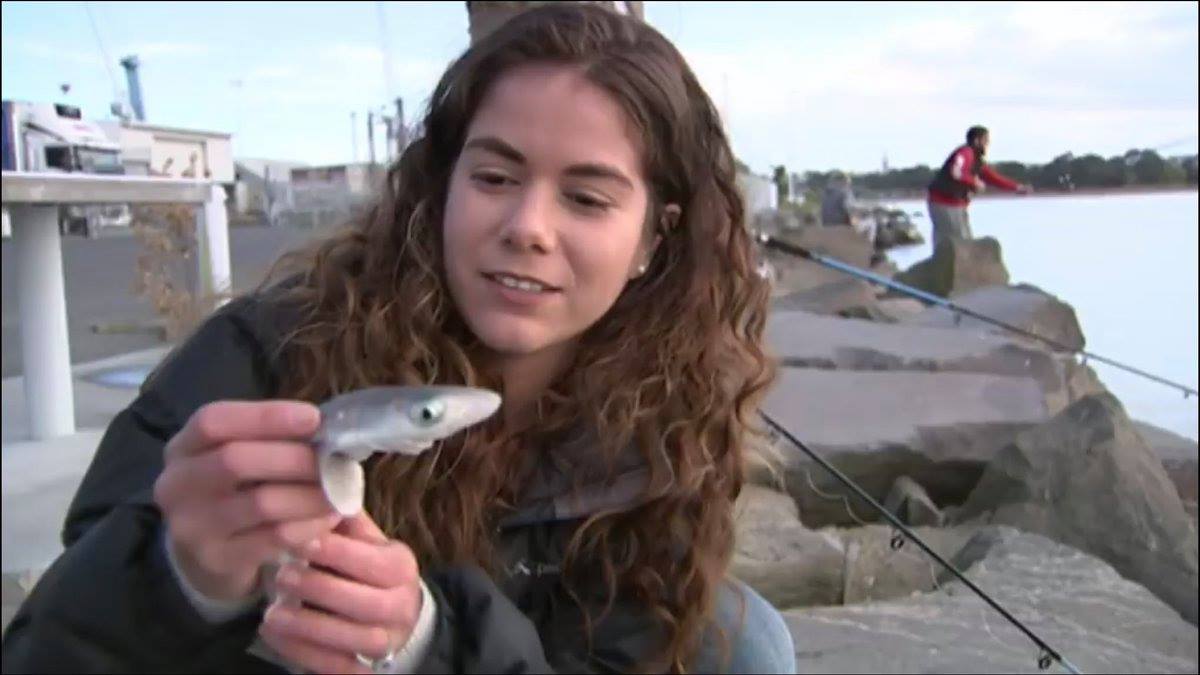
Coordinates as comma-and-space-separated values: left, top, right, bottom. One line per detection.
498, 427, 675, 529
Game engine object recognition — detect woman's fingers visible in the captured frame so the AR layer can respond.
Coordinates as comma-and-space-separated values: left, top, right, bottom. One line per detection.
155, 440, 320, 507
196, 440, 322, 488
221, 483, 335, 534
153, 399, 334, 602
169, 483, 333, 540
275, 562, 422, 627
335, 511, 390, 544
185, 514, 340, 575
165, 400, 321, 461
306, 532, 419, 590
257, 624, 372, 675
262, 602, 398, 661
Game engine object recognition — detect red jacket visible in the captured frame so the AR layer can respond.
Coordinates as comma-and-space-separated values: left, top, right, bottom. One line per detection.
928, 145, 1020, 207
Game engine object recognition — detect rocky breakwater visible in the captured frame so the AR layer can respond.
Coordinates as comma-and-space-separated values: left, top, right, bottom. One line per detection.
735, 232, 1198, 672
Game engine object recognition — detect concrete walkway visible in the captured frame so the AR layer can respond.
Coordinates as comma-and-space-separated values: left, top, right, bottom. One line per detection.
1, 345, 170, 632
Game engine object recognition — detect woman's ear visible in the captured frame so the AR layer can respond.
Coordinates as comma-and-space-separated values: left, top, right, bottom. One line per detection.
633, 204, 681, 279
659, 204, 682, 234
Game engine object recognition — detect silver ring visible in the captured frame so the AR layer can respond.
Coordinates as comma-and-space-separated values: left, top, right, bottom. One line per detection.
355, 646, 400, 674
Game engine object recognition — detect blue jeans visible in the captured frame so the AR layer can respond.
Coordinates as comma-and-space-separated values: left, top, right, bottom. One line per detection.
691, 579, 796, 674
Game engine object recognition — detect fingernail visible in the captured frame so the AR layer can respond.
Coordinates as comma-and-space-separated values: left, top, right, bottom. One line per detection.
276, 568, 300, 587
264, 603, 289, 626
290, 404, 319, 429
306, 537, 323, 555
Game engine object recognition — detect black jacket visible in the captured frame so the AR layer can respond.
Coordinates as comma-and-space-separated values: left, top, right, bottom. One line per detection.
1, 294, 679, 674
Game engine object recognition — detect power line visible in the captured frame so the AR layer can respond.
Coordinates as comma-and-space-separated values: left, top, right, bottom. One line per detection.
377, 1, 395, 99
83, 2, 119, 101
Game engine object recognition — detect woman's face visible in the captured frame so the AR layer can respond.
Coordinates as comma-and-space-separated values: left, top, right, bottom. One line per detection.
443, 63, 655, 359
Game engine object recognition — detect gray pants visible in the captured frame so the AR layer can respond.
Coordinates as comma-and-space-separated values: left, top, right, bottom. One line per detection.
927, 200, 972, 246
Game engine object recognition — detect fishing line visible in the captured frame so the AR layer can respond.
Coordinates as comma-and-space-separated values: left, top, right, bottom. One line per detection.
759, 410, 1084, 674
755, 231, 1198, 399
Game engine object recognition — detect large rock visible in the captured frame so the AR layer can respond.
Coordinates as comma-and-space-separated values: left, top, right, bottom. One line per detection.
772, 279, 886, 320
732, 488, 975, 609
769, 310, 1056, 378
731, 485, 846, 608
767, 310, 1104, 417
906, 283, 1086, 353
883, 476, 944, 527
791, 225, 877, 269
763, 226, 883, 295
1134, 420, 1199, 520
781, 526, 1199, 674
955, 393, 1199, 625
894, 236, 1009, 298
752, 208, 802, 234
837, 524, 977, 605
875, 297, 925, 322
762, 366, 1049, 527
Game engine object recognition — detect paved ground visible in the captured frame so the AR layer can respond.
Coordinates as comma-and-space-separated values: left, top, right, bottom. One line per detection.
1, 224, 324, 378
0, 223, 334, 633
1, 346, 167, 633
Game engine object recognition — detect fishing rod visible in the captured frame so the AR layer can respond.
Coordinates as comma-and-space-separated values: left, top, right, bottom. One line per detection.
758, 410, 1084, 674
754, 231, 1198, 399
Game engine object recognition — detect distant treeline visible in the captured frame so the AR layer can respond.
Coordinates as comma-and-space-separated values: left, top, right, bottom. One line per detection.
758, 149, 1199, 201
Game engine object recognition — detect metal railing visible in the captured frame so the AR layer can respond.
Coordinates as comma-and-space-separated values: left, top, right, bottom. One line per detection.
1, 171, 231, 440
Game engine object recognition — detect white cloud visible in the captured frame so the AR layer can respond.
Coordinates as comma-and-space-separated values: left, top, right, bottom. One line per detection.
125, 41, 214, 59
5, 39, 104, 68
1002, 1, 1184, 51
320, 43, 447, 90
245, 65, 298, 81
682, 1, 1196, 172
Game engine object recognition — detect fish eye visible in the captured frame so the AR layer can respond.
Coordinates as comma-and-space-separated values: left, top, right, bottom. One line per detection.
410, 399, 446, 426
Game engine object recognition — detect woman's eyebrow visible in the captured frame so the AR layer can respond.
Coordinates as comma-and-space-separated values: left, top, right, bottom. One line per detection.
463, 136, 525, 163
463, 136, 634, 190
564, 163, 633, 190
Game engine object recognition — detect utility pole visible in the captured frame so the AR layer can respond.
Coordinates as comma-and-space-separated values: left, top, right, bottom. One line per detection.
381, 113, 394, 164
351, 111, 359, 162
394, 97, 406, 156
367, 111, 376, 167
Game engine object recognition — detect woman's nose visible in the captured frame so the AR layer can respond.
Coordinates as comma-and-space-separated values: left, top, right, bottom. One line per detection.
500, 186, 558, 254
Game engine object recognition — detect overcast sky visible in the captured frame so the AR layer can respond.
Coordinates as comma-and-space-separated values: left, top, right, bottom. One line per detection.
3, 1, 1197, 174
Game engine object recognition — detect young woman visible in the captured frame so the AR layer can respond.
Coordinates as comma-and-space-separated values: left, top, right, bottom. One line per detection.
2, 5, 792, 673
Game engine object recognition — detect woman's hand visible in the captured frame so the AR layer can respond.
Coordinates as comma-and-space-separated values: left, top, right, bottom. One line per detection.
154, 400, 342, 602
258, 512, 424, 674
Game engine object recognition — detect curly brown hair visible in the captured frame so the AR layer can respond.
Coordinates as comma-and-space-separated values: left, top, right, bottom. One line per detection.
259, 4, 777, 671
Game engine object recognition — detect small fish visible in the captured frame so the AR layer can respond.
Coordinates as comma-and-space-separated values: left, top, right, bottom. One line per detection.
312, 385, 502, 516
254, 385, 502, 669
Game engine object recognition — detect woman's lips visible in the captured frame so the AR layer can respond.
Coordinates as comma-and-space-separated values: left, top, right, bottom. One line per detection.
481, 272, 561, 308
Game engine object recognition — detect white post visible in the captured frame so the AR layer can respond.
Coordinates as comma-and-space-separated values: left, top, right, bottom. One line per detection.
12, 205, 76, 439
194, 183, 232, 308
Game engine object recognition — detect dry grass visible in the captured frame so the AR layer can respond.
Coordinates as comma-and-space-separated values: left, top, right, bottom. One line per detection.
129, 203, 212, 341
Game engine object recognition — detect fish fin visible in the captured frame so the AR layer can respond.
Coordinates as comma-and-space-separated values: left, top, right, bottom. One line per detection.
318, 453, 365, 517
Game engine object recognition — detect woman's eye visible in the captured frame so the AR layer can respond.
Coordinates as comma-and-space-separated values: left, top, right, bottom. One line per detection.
568, 193, 610, 210
472, 172, 513, 187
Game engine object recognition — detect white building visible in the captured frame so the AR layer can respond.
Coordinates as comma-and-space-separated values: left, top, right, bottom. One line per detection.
99, 119, 234, 184
233, 158, 308, 221
281, 162, 382, 229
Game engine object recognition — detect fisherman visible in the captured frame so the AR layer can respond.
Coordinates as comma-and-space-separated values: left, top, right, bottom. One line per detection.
927, 125, 1033, 245
821, 170, 887, 266
2, 5, 795, 674
820, 170, 857, 228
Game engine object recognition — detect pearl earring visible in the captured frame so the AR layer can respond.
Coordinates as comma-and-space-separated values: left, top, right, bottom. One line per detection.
637, 263, 648, 275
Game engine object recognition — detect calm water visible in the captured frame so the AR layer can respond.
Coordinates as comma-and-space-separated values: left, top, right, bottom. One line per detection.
884, 190, 1199, 442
